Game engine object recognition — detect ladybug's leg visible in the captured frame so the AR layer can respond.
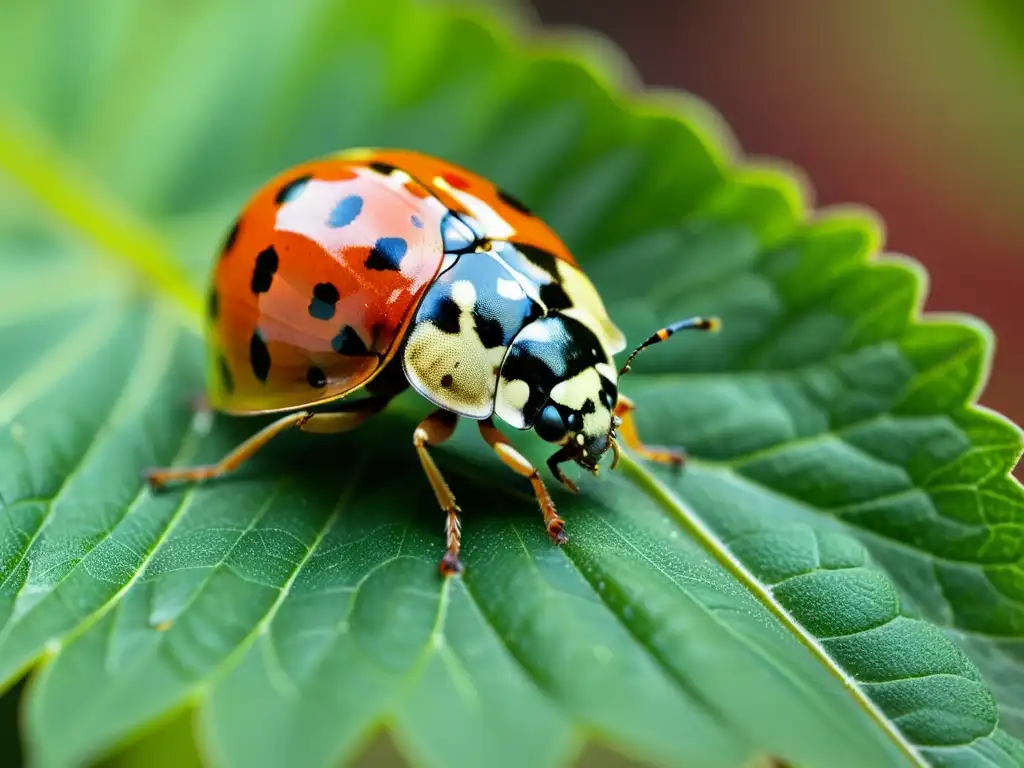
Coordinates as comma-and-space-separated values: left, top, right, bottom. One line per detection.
479, 419, 568, 546
412, 409, 463, 576
144, 397, 390, 490
613, 394, 685, 467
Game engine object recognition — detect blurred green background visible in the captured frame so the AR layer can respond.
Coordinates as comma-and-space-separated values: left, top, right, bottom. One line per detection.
534, 0, 1024, 471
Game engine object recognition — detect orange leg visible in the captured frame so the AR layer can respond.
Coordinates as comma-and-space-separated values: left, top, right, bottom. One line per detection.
479, 419, 568, 545
143, 398, 390, 490
614, 394, 685, 467
412, 409, 463, 576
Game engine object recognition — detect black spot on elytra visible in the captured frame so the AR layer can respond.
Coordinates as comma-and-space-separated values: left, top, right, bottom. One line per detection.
433, 296, 461, 334
365, 237, 408, 271
275, 174, 312, 205
497, 187, 531, 215
218, 354, 234, 393
539, 281, 572, 311
474, 313, 504, 349
308, 282, 340, 320
251, 246, 278, 294
440, 374, 454, 388
581, 398, 596, 415
208, 289, 219, 320
332, 325, 371, 356
307, 366, 327, 388
222, 220, 240, 256
249, 331, 271, 382
369, 161, 397, 176
369, 323, 387, 348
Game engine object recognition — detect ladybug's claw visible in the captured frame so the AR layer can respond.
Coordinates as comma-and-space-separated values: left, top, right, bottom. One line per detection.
613, 395, 690, 473
668, 448, 687, 474
546, 517, 569, 546
439, 551, 463, 576
142, 469, 166, 492
557, 474, 579, 494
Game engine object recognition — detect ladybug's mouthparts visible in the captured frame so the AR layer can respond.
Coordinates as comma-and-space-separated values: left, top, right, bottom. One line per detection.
572, 431, 621, 476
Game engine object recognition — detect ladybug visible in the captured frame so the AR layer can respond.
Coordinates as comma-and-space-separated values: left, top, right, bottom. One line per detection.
144, 148, 720, 575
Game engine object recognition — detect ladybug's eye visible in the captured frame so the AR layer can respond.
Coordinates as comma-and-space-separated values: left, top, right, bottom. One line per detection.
441, 212, 478, 253
534, 404, 568, 443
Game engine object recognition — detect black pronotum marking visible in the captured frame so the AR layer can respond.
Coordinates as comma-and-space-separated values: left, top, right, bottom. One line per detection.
249, 331, 271, 382
275, 174, 313, 205
539, 281, 572, 311
597, 374, 618, 436
497, 187, 531, 215
497, 243, 572, 310
365, 237, 408, 271
500, 315, 610, 426
308, 282, 340, 320
307, 366, 327, 388
218, 354, 234, 393
332, 325, 371, 356
251, 246, 279, 294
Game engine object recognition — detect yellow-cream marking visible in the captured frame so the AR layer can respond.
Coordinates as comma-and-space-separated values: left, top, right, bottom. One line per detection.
496, 277, 526, 301
495, 378, 530, 428
551, 367, 613, 441
556, 260, 626, 354
595, 362, 617, 383
433, 176, 516, 239
403, 279, 507, 419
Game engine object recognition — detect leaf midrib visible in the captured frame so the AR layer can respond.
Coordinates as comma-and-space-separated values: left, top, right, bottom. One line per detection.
617, 455, 925, 765
0, 104, 932, 768
0, 112, 201, 329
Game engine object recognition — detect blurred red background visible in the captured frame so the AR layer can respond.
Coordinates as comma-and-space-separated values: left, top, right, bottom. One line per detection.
532, 0, 1023, 474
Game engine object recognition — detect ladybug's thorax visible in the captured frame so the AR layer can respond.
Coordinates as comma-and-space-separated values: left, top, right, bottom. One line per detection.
400, 208, 626, 436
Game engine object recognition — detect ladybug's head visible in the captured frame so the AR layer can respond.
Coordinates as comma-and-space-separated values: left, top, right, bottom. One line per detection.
532, 365, 619, 477
494, 314, 621, 483
496, 313, 720, 489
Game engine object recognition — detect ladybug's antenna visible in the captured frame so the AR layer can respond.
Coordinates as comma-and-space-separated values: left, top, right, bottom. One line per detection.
618, 316, 721, 377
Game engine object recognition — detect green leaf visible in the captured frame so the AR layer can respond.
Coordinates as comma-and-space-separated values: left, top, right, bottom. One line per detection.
1, 1, 1022, 767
